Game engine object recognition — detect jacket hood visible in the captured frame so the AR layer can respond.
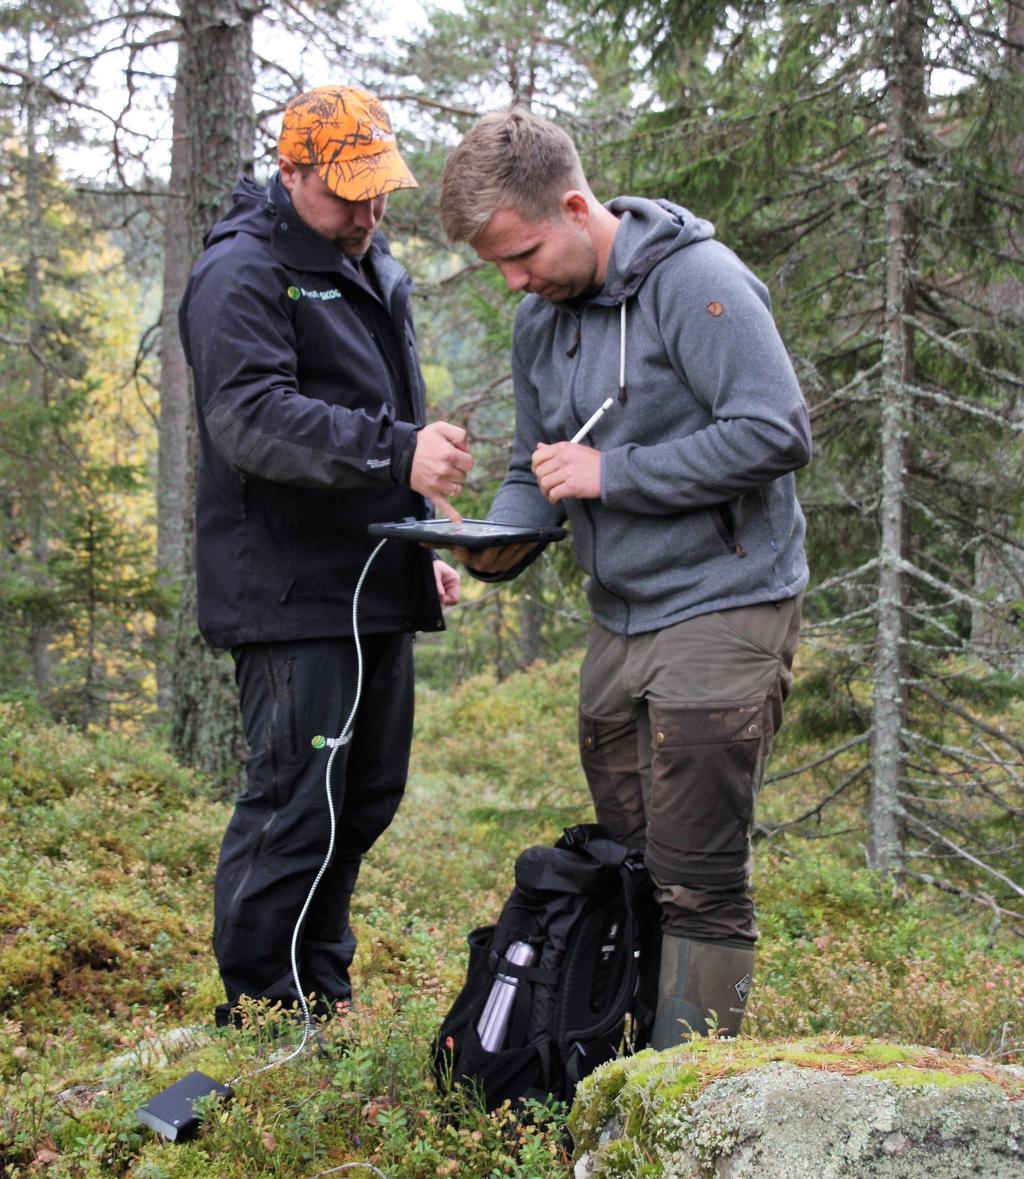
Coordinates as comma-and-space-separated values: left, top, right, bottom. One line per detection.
600, 196, 716, 303
202, 173, 394, 277
203, 174, 274, 249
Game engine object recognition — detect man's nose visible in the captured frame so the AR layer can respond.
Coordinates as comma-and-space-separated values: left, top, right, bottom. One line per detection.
351, 200, 379, 230
500, 262, 529, 292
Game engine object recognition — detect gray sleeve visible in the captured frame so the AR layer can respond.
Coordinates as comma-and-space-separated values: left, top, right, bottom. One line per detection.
601, 247, 811, 514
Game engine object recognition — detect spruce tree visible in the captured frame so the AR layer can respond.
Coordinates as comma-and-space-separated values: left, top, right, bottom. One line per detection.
590, 0, 1024, 905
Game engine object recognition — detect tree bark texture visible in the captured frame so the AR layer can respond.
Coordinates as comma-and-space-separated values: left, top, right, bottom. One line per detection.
156, 65, 192, 712
517, 565, 544, 670
169, 0, 255, 785
869, 0, 926, 873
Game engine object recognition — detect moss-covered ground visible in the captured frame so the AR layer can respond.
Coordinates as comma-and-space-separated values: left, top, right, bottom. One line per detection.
0, 652, 1020, 1176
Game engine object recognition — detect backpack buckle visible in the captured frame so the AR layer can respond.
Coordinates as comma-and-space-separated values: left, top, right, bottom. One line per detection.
560, 822, 610, 850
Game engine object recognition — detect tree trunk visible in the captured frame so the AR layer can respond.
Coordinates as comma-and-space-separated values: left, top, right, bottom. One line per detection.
517, 564, 544, 669
156, 64, 192, 713
169, 0, 255, 785
869, 0, 926, 874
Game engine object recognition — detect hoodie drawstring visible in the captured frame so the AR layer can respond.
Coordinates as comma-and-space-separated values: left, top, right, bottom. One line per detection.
618, 299, 628, 403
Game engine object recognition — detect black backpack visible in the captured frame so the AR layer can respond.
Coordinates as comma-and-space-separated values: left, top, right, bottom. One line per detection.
432, 824, 659, 1112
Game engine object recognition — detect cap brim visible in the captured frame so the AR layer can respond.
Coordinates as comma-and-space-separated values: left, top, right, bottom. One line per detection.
319, 147, 418, 201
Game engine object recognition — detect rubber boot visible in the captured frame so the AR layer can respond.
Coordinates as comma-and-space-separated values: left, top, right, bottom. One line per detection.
649, 935, 755, 1048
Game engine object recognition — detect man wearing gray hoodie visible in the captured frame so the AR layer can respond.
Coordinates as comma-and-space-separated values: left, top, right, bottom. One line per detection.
439, 109, 811, 1047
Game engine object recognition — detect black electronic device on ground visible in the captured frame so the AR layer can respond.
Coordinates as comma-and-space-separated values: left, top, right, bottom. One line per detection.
367, 518, 565, 551
136, 1071, 233, 1141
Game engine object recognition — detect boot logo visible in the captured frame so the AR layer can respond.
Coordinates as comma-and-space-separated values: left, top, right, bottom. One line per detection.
734, 972, 752, 1004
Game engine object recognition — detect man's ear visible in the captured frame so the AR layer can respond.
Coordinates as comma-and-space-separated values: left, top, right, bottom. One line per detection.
562, 190, 590, 226
278, 155, 298, 193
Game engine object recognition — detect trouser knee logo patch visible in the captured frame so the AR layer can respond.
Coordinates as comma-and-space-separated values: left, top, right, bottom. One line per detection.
734, 972, 752, 1005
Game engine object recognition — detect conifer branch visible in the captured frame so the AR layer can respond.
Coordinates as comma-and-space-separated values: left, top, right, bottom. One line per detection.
914, 683, 1024, 760
905, 383, 1024, 431
902, 870, 1024, 928
904, 316, 1024, 392
764, 733, 872, 785
903, 814, 1024, 901
759, 762, 869, 835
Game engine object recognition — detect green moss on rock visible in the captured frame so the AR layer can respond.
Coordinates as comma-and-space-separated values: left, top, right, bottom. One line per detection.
873, 1065, 995, 1088
570, 1036, 1024, 1179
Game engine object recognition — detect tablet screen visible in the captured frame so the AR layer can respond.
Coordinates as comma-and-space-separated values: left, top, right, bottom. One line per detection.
367, 518, 566, 551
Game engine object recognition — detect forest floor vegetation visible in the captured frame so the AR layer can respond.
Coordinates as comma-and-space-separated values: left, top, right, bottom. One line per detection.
0, 655, 1020, 1177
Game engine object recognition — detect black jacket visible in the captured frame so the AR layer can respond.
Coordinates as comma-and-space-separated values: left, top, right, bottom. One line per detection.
178, 174, 443, 647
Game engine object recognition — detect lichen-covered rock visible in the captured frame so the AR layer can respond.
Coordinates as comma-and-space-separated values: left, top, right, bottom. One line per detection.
569, 1035, 1024, 1178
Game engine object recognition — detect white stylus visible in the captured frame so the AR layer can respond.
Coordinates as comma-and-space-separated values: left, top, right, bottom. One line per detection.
570, 397, 614, 445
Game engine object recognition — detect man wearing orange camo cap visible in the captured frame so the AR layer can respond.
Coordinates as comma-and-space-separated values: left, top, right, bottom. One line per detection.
277, 86, 418, 203
179, 85, 471, 1027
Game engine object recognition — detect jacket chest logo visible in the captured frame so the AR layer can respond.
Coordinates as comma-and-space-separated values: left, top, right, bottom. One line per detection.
287, 285, 344, 302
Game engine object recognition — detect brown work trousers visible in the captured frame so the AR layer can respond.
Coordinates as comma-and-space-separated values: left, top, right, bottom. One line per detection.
578, 596, 802, 942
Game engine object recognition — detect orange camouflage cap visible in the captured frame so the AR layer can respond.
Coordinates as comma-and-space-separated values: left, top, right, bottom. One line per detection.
277, 85, 418, 201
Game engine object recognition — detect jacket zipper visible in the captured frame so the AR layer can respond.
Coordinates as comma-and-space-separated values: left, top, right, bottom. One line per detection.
333, 262, 414, 423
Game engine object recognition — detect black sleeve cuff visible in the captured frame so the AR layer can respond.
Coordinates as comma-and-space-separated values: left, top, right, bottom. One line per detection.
391, 423, 418, 484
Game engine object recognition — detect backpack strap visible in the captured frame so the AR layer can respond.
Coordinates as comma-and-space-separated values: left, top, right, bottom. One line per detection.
561, 856, 648, 1044
579, 838, 637, 871
558, 823, 641, 873
556, 822, 609, 849
487, 950, 559, 988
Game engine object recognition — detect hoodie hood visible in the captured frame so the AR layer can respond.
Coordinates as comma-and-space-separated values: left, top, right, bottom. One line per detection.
573, 197, 718, 405
599, 196, 716, 303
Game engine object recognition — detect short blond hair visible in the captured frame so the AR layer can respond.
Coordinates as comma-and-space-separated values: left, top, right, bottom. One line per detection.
440, 108, 588, 243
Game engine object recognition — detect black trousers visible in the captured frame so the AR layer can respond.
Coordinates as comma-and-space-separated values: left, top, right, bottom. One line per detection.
213, 633, 414, 1022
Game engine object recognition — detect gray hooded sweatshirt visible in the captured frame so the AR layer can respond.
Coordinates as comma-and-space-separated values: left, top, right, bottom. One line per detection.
488, 195, 811, 636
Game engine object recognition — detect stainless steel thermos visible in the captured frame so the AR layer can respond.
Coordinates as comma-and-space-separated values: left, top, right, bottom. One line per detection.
475, 940, 537, 1052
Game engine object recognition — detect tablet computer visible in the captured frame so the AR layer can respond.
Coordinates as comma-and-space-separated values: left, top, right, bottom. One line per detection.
367, 518, 566, 551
